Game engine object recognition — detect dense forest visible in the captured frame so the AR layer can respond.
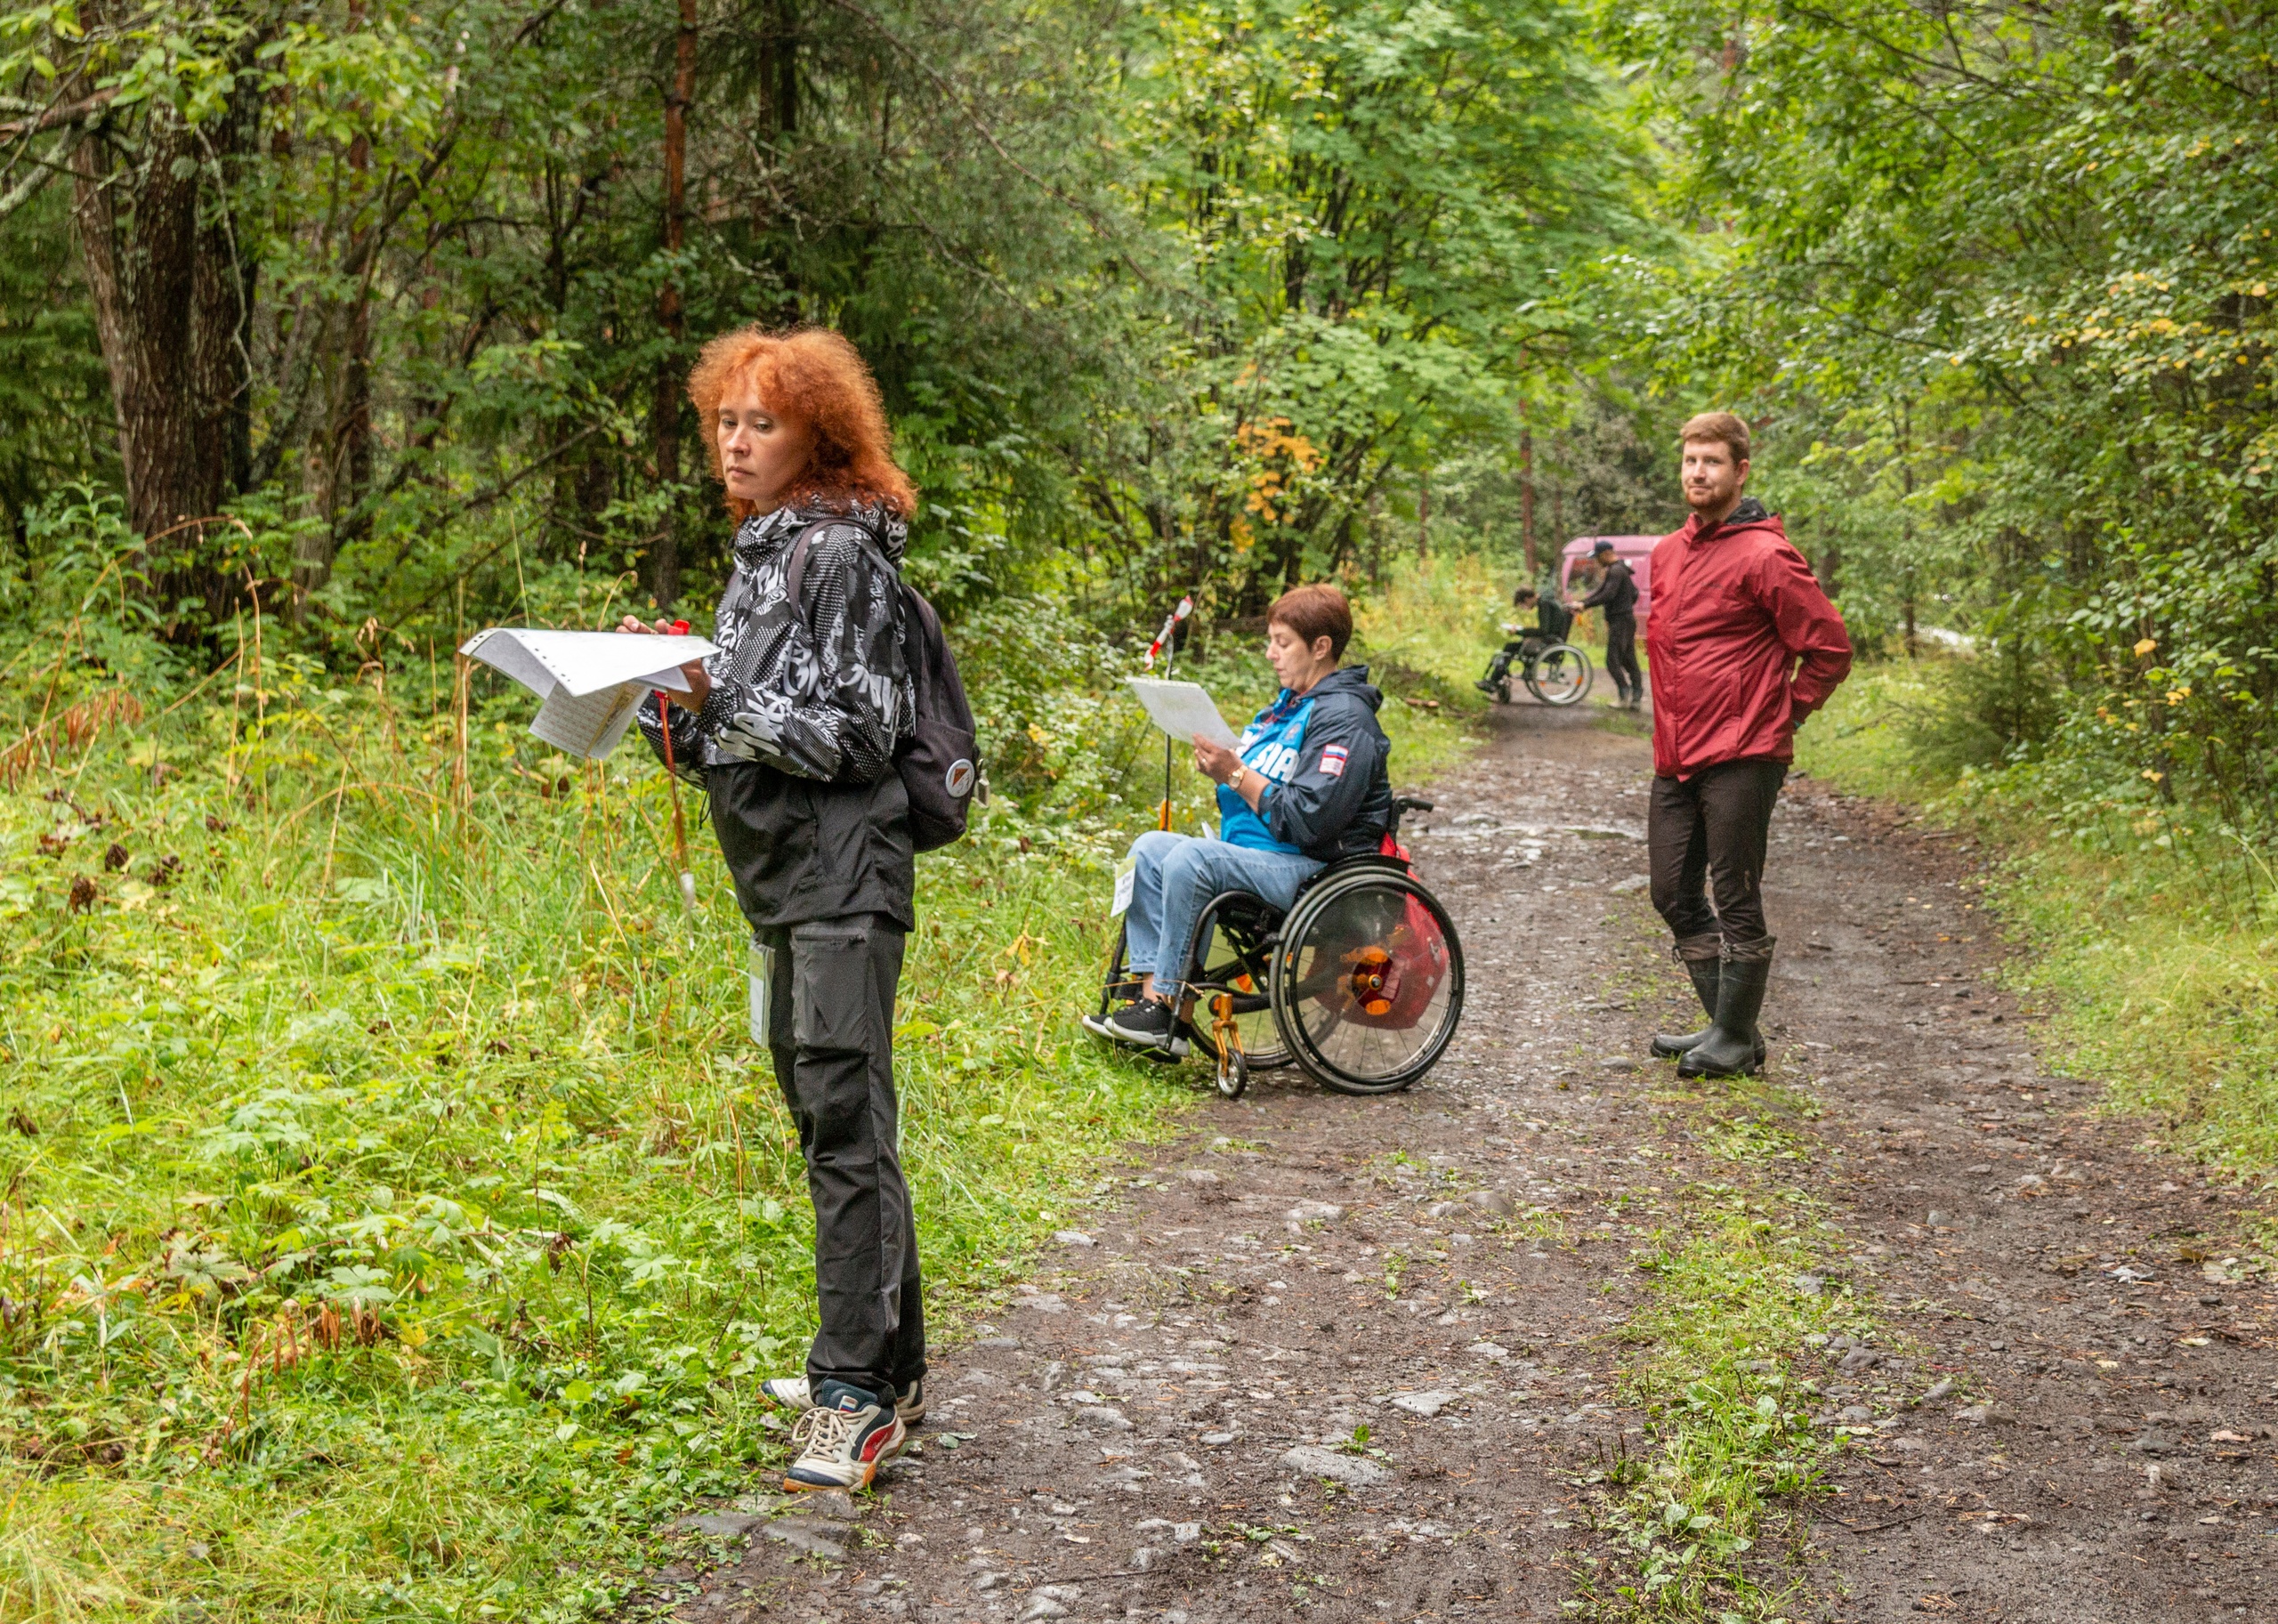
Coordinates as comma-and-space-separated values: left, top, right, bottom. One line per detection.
0, 0, 1670, 659
4, 2, 2273, 810
4, 2, 2278, 1620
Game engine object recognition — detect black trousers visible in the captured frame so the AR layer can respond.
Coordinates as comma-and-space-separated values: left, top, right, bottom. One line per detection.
1603, 614, 1641, 701
758, 916, 924, 1403
1647, 760, 1786, 957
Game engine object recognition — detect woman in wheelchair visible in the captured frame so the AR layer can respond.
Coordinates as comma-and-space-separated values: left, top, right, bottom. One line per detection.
1086, 584, 1392, 1054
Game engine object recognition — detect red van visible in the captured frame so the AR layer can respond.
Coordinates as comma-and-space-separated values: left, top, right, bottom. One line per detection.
1558, 535, 1657, 618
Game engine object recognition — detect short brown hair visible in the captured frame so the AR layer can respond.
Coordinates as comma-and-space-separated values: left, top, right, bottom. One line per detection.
1678, 410, 1751, 464
1267, 584, 1353, 662
688, 326, 918, 520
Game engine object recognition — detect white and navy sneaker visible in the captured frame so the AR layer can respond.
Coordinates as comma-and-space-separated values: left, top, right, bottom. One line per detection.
783, 1379, 905, 1491
762, 1374, 925, 1425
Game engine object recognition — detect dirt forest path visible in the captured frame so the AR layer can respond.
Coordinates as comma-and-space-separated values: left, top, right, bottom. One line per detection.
646, 700, 2278, 1624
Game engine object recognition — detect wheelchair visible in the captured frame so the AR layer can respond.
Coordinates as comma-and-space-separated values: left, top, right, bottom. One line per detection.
1093, 796, 1465, 1099
1479, 626, 1593, 707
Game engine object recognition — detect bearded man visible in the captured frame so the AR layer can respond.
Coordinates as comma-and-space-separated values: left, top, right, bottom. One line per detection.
1644, 413, 1852, 1078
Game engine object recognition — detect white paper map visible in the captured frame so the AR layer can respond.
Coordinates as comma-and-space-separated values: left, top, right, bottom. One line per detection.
1125, 677, 1240, 748
459, 628, 720, 760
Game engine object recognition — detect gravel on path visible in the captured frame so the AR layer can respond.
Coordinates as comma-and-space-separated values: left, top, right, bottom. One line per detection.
632, 699, 2276, 1624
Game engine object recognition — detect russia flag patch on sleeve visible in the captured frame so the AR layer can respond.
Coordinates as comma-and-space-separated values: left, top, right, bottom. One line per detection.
1319, 744, 1349, 778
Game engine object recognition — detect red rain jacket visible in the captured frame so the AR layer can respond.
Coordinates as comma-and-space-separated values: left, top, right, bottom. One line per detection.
1645, 502, 1852, 780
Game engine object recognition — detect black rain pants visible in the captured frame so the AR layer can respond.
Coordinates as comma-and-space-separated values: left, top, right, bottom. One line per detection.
1647, 759, 1786, 961
1603, 613, 1642, 704
756, 915, 924, 1405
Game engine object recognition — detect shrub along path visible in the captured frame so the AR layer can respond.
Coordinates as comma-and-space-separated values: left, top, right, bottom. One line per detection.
634, 700, 2277, 1624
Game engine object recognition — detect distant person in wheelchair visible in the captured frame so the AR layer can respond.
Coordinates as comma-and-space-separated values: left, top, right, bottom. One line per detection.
1475, 586, 1594, 707
1476, 586, 1571, 696
1087, 584, 1392, 1054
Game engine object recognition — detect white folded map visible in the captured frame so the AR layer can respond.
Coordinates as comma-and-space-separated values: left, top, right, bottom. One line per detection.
1125, 677, 1240, 748
459, 628, 721, 760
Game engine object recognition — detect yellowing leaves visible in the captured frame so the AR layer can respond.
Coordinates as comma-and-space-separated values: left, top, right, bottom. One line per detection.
1233, 416, 1322, 527
2133, 637, 2158, 657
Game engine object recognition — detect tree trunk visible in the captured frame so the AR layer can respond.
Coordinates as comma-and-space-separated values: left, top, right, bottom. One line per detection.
650, 0, 699, 610
765, 0, 799, 140
1897, 400, 1918, 658
69, 91, 254, 632
303, 10, 376, 607
1518, 422, 1537, 577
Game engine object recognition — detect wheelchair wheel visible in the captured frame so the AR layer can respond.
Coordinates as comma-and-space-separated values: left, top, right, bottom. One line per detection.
1214, 1046, 1248, 1100
1183, 895, 1293, 1072
1525, 643, 1594, 707
1267, 867, 1464, 1095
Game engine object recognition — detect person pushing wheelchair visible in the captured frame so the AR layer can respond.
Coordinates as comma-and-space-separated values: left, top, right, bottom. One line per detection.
1086, 585, 1393, 1054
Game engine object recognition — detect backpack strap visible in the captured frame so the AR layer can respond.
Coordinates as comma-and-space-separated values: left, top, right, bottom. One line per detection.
782, 522, 828, 630
783, 519, 896, 627
783, 519, 923, 725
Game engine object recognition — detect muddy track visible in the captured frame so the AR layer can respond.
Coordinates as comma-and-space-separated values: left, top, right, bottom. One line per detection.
640, 700, 2276, 1624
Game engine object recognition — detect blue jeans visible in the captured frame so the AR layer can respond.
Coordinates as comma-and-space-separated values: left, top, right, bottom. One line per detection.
1122, 829, 1321, 1001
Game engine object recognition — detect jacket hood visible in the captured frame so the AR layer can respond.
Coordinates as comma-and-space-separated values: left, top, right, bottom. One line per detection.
1685, 496, 1773, 541
734, 498, 910, 568
1308, 663, 1383, 711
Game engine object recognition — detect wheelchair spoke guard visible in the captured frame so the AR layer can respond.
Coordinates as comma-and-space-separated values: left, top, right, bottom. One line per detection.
1268, 867, 1464, 1095
1184, 893, 1294, 1072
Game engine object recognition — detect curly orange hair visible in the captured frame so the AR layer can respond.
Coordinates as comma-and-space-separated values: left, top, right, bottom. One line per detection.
686, 326, 917, 521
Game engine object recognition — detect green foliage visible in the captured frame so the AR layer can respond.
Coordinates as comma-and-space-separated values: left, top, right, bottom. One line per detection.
1612, 0, 2278, 844
1797, 664, 2278, 1183
0, 186, 113, 541
1587, 1145, 1851, 1620
1119, 0, 1652, 608
0, 646, 1195, 1620
0, 0, 1653, 663
0, 483, 1492, 1620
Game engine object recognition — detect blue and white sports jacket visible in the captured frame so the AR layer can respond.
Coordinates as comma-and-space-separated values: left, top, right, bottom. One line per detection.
1218, 665, 1394, 861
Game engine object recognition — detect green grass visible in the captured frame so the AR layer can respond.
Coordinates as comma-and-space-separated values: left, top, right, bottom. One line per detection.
1797, 661, 2278, 1192
1350, 549, 1510, 696
0, 573, 1486, 1624
1572, 1081, 1861, 1623
0, 673, 1187, 1624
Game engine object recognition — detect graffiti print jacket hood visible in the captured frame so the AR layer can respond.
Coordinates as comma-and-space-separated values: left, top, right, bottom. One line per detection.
641, 501, 920, 930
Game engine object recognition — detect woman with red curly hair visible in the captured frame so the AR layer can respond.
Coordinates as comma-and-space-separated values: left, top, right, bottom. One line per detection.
618, 326, 925, 1491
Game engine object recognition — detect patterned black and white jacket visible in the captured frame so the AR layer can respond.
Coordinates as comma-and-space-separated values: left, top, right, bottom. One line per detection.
639, 501, 920, 930
638, 500, 916, 785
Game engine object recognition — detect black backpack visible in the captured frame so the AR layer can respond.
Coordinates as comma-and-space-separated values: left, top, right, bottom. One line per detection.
787, 527, 981, 853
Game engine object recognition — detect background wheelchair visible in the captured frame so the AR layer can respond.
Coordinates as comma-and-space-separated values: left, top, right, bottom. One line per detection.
1480, 626, 1594, 707
1094, 796, 1465, 1099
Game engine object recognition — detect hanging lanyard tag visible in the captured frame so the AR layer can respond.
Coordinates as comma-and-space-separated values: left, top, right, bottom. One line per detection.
747, 941, 776, 1046
1111, 855, 1136, 917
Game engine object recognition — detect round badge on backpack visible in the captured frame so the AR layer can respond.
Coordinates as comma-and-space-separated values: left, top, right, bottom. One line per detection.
944, 759, 976, 799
